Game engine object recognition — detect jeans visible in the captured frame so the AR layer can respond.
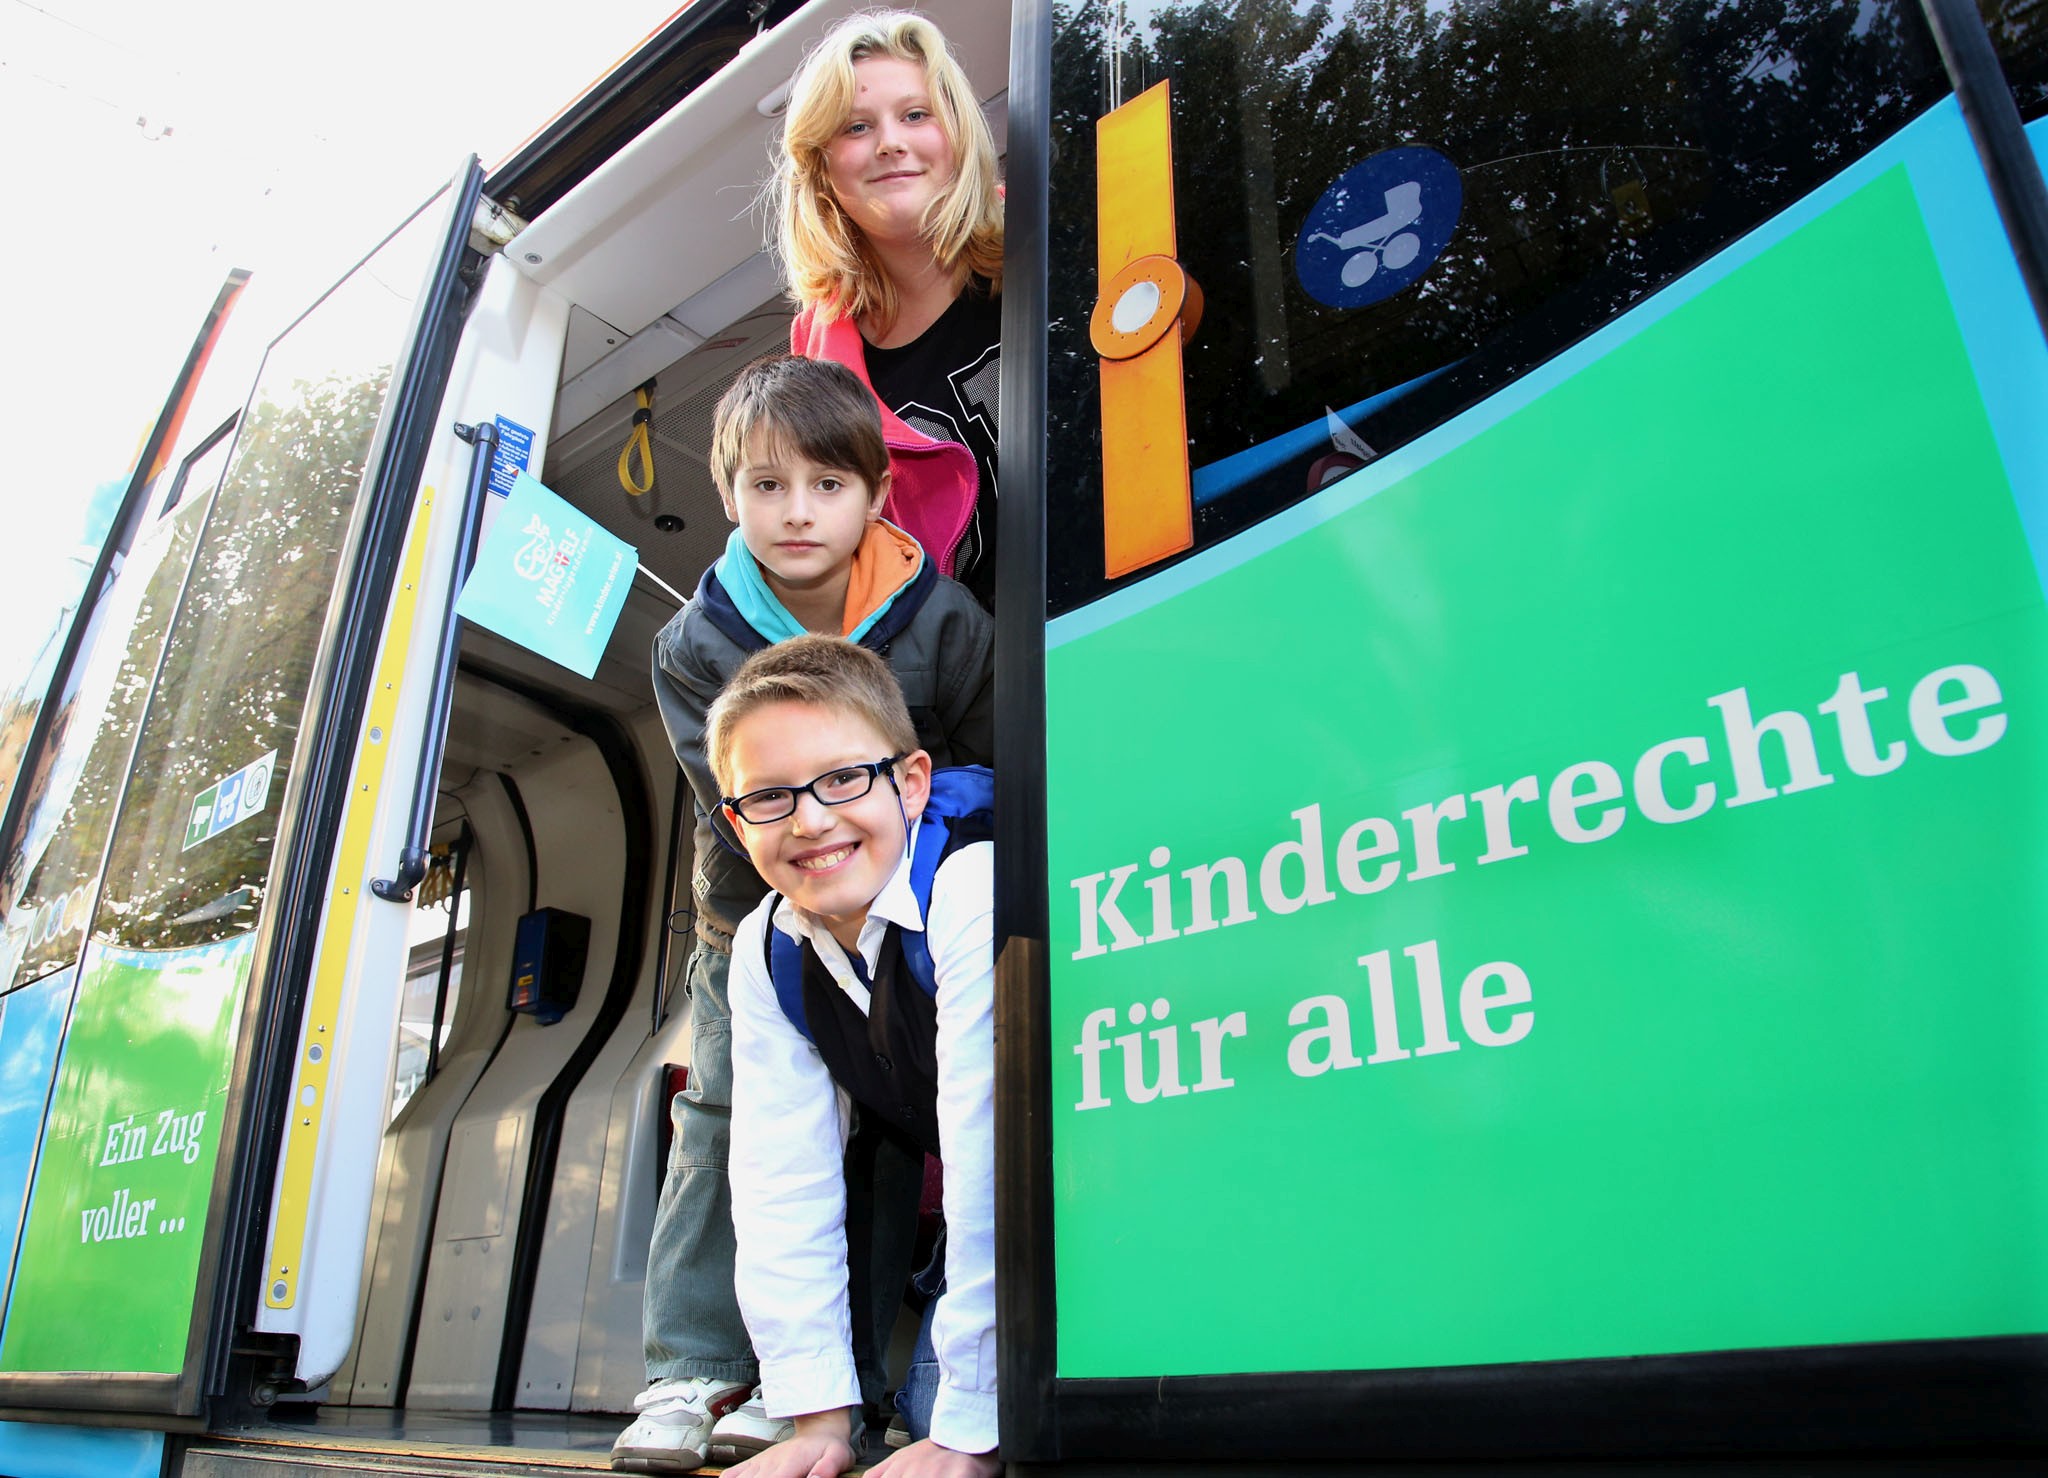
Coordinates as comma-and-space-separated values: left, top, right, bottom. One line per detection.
642, 940, 925, 1407
643, 943, 755, 1384
894, 1272, 942, 1442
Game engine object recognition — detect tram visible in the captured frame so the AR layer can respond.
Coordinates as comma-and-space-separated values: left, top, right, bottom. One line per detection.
0, 1, 2044, 1473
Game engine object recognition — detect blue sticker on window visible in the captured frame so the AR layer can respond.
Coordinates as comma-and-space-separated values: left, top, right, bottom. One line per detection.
1295, 147, 1462, 309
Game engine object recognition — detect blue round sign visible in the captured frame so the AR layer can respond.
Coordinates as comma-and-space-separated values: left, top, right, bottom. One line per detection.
1295, 146, 1463, 309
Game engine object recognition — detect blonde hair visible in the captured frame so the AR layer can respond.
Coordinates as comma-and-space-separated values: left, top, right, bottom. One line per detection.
708, 356, 890, 498
772, 9, 1003, 330
707, 635, 918, 796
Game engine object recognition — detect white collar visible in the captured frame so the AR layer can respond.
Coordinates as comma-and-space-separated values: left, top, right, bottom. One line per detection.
770, 816, 925, 1010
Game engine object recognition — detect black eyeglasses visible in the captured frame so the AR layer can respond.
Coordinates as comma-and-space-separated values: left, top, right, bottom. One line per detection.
722, 757, 901, 825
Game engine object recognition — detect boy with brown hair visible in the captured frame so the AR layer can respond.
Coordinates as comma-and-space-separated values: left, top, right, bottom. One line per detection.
617, 356, 992, 1472
710, 635, 997, 1478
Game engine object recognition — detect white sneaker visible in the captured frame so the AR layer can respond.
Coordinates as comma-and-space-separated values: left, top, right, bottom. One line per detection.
707, 1389, 792, 1460
708, 1391, 865, 1461
610, 1377, 752, 1472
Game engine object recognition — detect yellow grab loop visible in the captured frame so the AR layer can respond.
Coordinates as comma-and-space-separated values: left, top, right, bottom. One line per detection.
618, 380, 656, 495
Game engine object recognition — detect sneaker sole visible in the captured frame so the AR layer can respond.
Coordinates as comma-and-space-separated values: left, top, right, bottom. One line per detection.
708, 1422, 863, 1463
610, 1446, 710, 1473
708, 1435, 783, 1462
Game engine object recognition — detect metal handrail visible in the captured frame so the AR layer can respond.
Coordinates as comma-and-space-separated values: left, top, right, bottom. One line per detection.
371, 419, 498, 901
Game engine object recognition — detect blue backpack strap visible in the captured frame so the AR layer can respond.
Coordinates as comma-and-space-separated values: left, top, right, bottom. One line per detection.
898, 767, 995, 998
764, 897, 810, 1043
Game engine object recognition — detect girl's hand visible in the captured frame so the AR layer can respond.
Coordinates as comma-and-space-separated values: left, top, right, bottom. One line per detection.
723, 1409, 857, 1478
866, 1437, 1001, 1478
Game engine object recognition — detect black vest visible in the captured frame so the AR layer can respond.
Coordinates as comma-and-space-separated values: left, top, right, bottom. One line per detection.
799, 927, 942, 1158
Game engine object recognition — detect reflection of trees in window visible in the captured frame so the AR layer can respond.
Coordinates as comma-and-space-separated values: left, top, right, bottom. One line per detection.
93, 368, 391, 952
1046, 0, 1945, 613
0, 592, 89, 823
0, 695, 38, 816
1984, 0, 2047, 118
3, 508, 203, 990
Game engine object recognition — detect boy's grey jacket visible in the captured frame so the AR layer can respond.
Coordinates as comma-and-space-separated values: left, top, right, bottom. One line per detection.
650, 557, 995, 952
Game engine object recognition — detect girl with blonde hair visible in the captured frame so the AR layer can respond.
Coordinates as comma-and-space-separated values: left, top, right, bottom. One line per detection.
775, 9, 1004, 609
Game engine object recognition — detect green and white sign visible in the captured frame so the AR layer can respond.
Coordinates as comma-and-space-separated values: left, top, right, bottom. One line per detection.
1046, 104, 2048, 1378
0, 934, 254, 1374
182, 749, 277, 851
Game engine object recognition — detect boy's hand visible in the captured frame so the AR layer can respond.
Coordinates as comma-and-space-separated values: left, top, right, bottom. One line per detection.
724, 1409, 857, 1478
866, 1437, 1001, 1478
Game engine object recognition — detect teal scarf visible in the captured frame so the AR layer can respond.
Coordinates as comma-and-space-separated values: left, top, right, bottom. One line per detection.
715, 529, 808, 643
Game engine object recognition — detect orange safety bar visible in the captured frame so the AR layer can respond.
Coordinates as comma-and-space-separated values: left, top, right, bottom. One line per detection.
1091, 81, 1196, 579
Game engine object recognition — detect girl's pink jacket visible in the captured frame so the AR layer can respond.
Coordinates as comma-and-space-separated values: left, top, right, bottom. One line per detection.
789, 305, 981, 576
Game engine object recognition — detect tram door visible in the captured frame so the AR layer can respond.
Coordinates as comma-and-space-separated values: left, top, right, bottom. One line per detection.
1007, 0, 2048, 1461
0, 163, 482, 1421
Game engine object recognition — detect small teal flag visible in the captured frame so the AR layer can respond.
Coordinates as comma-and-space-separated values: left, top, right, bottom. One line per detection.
456, 471, 636, 679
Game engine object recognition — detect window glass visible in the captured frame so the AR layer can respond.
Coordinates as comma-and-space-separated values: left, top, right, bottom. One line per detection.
90, 200, 445, 952
1045, 0, 1950, 615
390, 884, 467, 1120
1983, 0, 2048, 119
0, 559, 94, 824
1, 502, 205, 989
161, 416, 239, 518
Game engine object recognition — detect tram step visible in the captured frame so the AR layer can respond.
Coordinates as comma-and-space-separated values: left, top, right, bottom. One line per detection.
179, 1412, 884, 1478
173, 1434, 711, 1478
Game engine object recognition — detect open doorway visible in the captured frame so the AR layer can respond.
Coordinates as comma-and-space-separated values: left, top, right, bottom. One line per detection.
216, 1, 1012, 1468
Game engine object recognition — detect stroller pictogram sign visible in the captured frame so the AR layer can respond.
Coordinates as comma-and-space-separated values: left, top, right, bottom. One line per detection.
1296, 146, 1462, 309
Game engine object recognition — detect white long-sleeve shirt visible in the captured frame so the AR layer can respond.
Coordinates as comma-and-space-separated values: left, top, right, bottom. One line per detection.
727, 829, 997, 1455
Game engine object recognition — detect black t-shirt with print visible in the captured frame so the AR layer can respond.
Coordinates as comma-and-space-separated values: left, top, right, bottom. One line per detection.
864, 282, 1000, 611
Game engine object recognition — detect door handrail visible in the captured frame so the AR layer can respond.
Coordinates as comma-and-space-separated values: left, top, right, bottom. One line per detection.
371, 419, 498, 902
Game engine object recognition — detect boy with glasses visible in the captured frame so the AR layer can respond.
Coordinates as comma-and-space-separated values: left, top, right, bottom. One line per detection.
621, 357, 993, 1472
710, 635, 997, 1478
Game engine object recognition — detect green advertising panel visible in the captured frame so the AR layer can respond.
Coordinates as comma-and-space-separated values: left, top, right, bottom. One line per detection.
1046, 103, 2048, 1379
0, 934, 253, 1374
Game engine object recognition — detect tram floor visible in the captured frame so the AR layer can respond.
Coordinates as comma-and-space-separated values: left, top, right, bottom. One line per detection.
186, 1406, 701, 1476
183, 1405, 898, 1477
178, 1411, 2047, 1477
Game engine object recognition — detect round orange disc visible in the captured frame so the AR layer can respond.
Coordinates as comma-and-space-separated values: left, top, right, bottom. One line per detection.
1090, 254, 1189, 360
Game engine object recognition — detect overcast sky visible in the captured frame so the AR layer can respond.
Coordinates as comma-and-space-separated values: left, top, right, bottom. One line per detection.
1, 0, 675, 655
